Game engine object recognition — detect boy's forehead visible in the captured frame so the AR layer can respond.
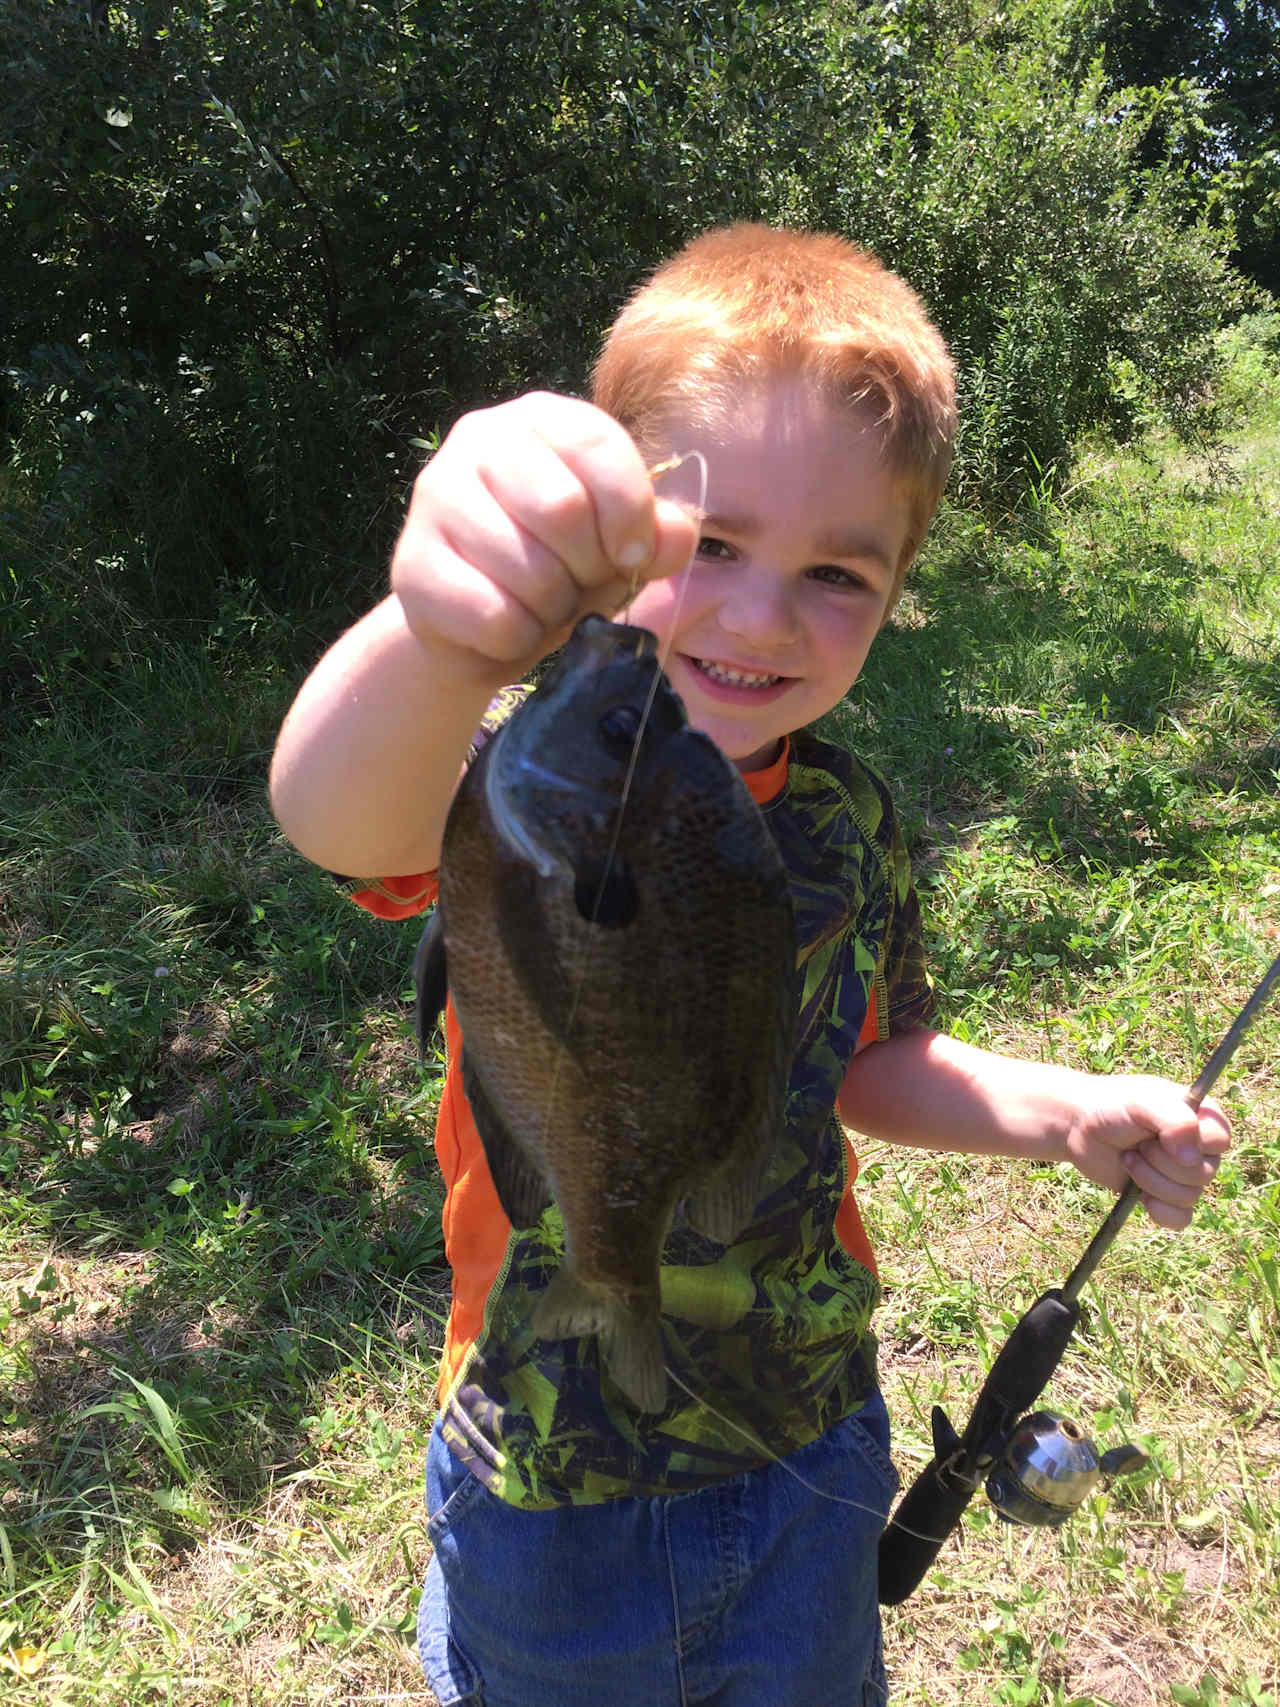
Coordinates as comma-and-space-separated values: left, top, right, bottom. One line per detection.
647, 375, 913, 575
655, 374, 886, 457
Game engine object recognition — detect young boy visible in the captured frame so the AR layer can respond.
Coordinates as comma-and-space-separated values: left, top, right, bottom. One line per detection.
270, 226, 1230, 1707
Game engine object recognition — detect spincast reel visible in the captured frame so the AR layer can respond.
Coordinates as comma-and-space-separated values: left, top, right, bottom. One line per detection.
984, 1409, 1148, 1527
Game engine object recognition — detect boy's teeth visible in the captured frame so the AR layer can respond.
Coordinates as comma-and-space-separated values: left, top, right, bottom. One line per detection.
696, 659, 781, 687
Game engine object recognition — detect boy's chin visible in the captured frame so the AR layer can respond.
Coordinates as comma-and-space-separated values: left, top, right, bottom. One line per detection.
680, 702, 787, 771
702, 728, 785, 772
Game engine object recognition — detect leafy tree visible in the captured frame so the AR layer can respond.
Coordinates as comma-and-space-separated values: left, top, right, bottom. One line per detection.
1, 0, 833, 642
786, 0, 1242, 493
1071, 0, 1280, 291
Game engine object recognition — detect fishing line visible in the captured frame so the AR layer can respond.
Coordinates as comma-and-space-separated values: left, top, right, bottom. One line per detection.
533, 450, 709, 1150
662, 1362, 951, 1545
603, 448, 709, 883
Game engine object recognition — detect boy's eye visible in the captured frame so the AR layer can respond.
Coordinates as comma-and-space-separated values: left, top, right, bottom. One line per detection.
809, 564, 858, 587
696, 536, 734, 561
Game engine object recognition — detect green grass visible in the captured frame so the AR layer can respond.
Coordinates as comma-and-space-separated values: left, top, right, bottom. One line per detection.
3, 321, 1279, 1705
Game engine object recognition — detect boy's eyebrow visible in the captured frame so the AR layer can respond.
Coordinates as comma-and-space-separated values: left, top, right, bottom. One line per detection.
704, 511, 896, 573
811, 527, 896, 571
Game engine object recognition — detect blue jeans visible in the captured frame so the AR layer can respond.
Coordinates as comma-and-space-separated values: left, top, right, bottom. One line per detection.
418, 1392, 897, 1707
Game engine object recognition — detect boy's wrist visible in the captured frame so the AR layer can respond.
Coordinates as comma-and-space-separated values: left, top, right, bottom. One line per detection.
1015, 1061, 1096, 1166
388, 591, 526, 694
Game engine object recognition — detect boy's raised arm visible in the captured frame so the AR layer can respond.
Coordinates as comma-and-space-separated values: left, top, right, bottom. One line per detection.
269, 394, 698, 880
268, 592, 499, 879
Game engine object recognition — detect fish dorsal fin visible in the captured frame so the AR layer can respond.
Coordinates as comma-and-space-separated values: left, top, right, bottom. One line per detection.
460, 1049, 554, 1229
413, 908, 448, 1050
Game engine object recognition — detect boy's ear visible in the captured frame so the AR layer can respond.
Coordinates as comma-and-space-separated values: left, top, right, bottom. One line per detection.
880, 536, 919, 627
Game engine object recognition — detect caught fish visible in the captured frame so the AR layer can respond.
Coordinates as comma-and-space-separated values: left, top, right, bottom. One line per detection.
415, 613, 796, 1412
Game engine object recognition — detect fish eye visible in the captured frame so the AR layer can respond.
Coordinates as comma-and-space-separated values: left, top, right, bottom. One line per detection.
599, 704, 642, 750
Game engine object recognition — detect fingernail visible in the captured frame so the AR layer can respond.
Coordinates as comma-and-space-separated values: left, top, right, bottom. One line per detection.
617, 539, 651, 570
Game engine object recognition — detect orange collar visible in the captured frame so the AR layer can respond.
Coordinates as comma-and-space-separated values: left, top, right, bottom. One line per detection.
740, 736, 789, 805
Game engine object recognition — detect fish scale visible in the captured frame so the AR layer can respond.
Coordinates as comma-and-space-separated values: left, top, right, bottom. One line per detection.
416, 614, 798, 1411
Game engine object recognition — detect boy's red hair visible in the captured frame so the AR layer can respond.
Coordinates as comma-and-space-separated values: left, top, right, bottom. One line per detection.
592, 224, 956, 582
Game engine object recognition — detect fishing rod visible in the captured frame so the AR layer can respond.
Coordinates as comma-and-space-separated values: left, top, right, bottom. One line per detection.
878, 949, 1280, 1607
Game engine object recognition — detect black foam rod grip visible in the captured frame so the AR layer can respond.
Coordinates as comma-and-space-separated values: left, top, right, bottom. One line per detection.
963, 1289, 1080, 1439
878, 1459, 977, 1605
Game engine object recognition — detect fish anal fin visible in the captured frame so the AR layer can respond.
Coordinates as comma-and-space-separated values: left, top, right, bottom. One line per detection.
533, 1268, 667, 1412
460, 1050, 552, 1229
685, 1155, 770, 1247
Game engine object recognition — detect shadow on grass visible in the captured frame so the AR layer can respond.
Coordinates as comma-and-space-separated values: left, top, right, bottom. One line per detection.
2, 854, 448, 1593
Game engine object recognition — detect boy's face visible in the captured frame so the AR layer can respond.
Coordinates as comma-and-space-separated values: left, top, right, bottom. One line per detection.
623, 378, 911, 771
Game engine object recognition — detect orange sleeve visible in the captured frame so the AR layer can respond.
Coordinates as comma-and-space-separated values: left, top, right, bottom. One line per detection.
346, 869, 514, 1397
347, 872, 439, 920
833, 991, 880, 1276
434, 1002, 517, 1397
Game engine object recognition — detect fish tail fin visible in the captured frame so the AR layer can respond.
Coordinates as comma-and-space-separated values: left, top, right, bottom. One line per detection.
533, 1268, 667, 1413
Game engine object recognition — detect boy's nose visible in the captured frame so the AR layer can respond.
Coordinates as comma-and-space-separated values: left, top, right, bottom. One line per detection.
718, 568, 800, 648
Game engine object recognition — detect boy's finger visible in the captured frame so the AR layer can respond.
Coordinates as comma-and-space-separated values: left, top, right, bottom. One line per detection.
650, 495, 702, 584
1137, 1192, 1196, 1232
394, 473, 581, 663
1192, 1095, 1232, 1156
465, 420, 621, 594
1124, 1077, 1232, 1165
518, 393, 668, 579
1124, 1138, 1219, 1203
396, 540, 558, 668
1150, 1101, 1231, 1174
436, 479, 589, 630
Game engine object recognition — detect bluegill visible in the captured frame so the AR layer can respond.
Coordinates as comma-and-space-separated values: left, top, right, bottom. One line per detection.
415, 614, 796, 1411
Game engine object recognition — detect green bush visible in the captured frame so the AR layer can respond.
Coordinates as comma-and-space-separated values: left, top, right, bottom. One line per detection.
0, 0, 1248, 676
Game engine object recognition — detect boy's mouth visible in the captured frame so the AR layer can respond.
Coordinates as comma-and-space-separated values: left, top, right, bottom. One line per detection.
689, 656, 785, 691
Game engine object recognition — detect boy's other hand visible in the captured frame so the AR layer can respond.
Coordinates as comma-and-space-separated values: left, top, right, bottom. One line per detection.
1064, 1075, 1232, 1229
391, 393, 699, 677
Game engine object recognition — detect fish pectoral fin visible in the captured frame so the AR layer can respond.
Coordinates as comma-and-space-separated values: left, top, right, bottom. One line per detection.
572, 853, 638, 930
413, 908, 448, 1049
685, 1159, 769, 1247
533, 1269, 667, 1413
460, 1050, 553, 1228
